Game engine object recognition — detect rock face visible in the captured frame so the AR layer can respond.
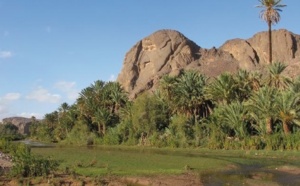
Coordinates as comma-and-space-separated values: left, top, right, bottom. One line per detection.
2, 117, 32, 135
117, 29, 300, 98
117, 30, 201, 98
221, 29, 300, 67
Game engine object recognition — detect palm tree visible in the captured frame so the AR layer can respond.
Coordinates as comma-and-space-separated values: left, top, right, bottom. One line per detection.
173, 71, 210, 119
58, 102, 70, 113
205, 73, 236, 105
92, 108, 111, 135
104, 82, 128, 114
212, 102, 249, 139
276, 91, 300, 134
256, 0, 286, 64
233, 70, 261, 101
159, 75, 177, 101
44, 111, 58, 130
265, 62, 291, 89
289, 76, 300, 93
246, 86, 278, 134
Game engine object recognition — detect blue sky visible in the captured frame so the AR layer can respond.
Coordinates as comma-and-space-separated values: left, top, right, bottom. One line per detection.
0, 0, 299, 120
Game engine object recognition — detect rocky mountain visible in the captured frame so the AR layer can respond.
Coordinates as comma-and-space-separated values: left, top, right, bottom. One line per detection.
1, 117, 33, 135
117, 29, 300, 99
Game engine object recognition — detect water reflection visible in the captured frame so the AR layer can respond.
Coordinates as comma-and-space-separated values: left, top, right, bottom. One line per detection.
18, 140, 54, 148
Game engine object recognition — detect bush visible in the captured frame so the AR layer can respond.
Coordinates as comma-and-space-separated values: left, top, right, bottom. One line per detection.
0, 123, 24, 141
10, 143, 60, 177
102, 128, 121, 145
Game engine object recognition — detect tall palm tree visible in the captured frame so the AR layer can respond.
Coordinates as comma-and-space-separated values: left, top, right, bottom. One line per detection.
256, 0, 286, 64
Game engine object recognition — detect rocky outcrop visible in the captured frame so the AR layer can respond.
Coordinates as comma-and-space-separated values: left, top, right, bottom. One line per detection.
2, 117, 32, 135
117, 30, 201, 98
221, 29, 300, 66
117, 29, 300, 98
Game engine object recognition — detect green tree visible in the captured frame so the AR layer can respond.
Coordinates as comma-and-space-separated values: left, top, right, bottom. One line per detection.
246, 86, 278, 134
233, 70, 261, 101
92, 108, 111, 135
265, 62, 291, 89
104, 82, 128, 114
173, 71, 210, 119
131, 93, 170, 144
159, 75, 177, 102
276, 91, 300, 134
216, 102, 249, 138
205, 73, 236, 105
256, 0, 286, 64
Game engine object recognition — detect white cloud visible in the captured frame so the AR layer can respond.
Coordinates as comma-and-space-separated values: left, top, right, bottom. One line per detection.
0, 93, 20, 119
0, 51, 13, 59
19, 112, 43, 120
0, 104, 10, 121
108, 74, 116, 82
54, 81, 79, 101
3, 93, 21, 101
26, 87, 61, 103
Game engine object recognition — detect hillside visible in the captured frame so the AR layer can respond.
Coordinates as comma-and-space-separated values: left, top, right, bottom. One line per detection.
117, 29, 300, 98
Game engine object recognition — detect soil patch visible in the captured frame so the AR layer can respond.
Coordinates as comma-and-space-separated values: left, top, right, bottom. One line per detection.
0, 173, 203, 186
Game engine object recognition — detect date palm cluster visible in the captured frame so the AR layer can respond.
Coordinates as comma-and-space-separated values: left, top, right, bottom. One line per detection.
31, 62, 300, 150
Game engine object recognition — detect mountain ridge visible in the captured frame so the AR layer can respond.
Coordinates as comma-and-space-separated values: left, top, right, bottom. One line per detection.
117, 29, 300, 98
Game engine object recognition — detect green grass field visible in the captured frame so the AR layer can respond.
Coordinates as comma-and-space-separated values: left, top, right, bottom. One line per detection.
31, 145, 300, 177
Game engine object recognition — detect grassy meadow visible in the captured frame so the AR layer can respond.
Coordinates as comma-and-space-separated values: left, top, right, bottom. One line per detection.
31, 145, 300, 177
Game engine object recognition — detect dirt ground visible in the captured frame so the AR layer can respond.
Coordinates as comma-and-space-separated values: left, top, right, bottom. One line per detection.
1, 158, 300, 186
0, 159, 12, 168
0, 173, 203, 186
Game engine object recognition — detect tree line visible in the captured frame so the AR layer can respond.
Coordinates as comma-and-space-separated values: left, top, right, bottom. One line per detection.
29, 62, 300, 150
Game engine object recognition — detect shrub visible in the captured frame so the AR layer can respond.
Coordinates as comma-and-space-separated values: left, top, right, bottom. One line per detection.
102, 128, 121, 145
10, 143, 60, 177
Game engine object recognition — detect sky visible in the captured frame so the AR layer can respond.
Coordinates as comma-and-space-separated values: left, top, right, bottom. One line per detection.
0, 0, 299, 121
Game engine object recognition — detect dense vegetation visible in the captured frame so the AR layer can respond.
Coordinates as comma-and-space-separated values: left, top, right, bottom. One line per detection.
29, 62, 300, 150
0, 123, 24, 141
0, 140, 59, 177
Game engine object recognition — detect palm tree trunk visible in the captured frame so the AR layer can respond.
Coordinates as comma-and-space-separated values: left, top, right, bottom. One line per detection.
282, 121, 290, 135
98, 123, 101, 135
266, 117, 272, 134
268, 21, 272, 64
103, 123, 106, 135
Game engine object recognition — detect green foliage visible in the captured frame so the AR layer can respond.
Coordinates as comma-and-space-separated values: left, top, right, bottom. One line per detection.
129, 93, 170, 145
205, 73, 237, 105
0, 139, 15, 153
210, 102, 249, 139
0, 123, 24, 140
102, 128, 121, 145
30, 66, 300, 150
10, 143, 59, 177
164, 114, 194, 148
61, 120, 97, 146
0, 140, 60, 177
